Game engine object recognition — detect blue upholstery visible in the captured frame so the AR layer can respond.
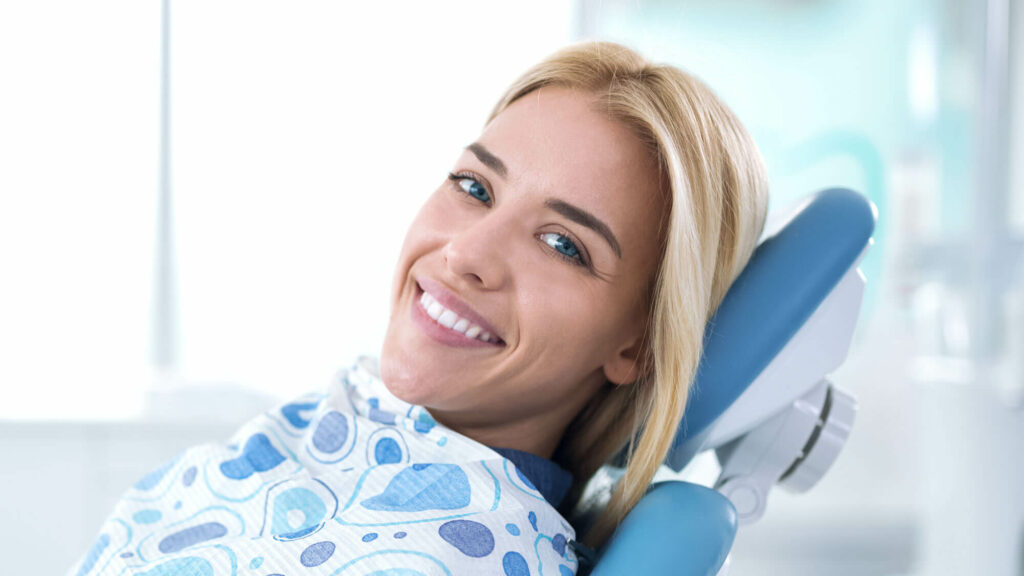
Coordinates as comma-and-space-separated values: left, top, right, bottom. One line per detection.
672, 188, 876, 447
591, 482, 737, 576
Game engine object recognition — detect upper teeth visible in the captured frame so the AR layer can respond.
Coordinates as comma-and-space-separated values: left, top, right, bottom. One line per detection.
419, 291, 498, 344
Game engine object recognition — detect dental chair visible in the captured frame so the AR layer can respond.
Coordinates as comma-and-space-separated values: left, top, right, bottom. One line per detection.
583, 188, 877, 575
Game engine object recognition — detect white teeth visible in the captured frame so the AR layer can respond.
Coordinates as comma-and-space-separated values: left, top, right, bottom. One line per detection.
438, 309, 458, 329
417, 288, 499, 344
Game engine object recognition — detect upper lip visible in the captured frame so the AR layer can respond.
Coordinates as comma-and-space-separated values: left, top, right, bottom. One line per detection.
415, 276, 505, 343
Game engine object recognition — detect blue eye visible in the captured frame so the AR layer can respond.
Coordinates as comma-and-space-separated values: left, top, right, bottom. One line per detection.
448, 173, 491, 205
539, 232, 586, 266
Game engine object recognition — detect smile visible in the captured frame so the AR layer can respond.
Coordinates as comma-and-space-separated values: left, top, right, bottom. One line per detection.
410, 278, 506, 348
418, 291, 500, 343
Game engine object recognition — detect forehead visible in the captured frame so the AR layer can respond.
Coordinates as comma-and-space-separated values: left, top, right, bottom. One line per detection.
478, 86, 665, 265
482, 87, 658, 198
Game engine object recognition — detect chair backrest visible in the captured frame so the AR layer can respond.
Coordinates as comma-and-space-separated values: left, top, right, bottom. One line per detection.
665, 187, 876, 469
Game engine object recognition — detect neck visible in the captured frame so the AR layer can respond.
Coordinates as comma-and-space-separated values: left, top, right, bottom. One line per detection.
431, 411, 566, 459
425, 370, 606, 460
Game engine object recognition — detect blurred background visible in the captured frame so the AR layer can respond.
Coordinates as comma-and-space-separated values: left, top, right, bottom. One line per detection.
1, 0, 1021, 574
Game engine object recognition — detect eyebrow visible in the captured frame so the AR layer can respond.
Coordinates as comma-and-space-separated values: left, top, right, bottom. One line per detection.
466, 142, 508, 179
467, 142, 622, 259
545, 199, 622, 259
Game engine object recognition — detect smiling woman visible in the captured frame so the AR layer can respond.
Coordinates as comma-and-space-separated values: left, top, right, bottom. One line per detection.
381, 43, 769, 550
70, 41, 767, 575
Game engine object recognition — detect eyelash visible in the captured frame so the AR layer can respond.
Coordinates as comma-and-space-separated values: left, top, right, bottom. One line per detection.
446, 171, 592, 270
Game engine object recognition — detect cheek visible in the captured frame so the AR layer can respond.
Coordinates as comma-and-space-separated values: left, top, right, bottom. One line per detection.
518, 275, 616, 362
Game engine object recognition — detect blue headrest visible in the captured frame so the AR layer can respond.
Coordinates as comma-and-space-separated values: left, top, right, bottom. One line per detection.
673, 188, 876, 446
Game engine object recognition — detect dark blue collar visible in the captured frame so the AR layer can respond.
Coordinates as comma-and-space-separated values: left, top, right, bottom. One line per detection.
489, 446, 573, 508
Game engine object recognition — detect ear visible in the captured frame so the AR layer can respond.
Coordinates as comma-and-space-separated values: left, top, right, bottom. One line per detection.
602, 334, 648, 386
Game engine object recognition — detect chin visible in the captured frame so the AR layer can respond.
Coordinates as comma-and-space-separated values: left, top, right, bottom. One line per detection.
379, 352, 432, 406
381, 375, 422, 405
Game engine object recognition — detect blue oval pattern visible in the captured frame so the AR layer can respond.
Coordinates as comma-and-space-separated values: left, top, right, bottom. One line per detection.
438, 520, 494, 558
313, 411, 349, 453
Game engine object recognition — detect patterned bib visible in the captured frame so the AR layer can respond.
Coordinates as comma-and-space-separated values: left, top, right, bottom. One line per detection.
70, 356, 578, 576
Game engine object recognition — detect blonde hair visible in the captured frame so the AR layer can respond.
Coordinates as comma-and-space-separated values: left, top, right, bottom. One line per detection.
486, 41, 769, 548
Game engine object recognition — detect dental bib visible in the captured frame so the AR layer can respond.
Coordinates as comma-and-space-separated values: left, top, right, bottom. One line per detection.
70, 356, 578, 576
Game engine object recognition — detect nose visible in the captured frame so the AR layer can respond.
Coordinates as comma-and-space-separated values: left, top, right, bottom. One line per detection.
441, 216, 511, 290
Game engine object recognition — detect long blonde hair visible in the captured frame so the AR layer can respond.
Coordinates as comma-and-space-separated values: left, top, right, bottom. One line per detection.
487, 41, 769, 548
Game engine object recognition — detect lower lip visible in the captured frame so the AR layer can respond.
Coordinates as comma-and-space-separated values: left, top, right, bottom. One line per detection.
410, 285, 504, 349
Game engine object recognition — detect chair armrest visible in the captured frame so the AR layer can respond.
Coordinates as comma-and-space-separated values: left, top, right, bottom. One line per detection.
591, 481, 737, 576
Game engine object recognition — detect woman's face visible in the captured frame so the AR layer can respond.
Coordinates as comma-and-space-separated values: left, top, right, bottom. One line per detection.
380, 86, 665, 450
